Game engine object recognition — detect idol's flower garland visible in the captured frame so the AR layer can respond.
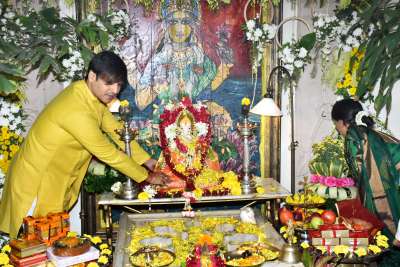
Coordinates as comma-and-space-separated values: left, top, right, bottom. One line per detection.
300, 231, 389, 259
159, 97, 211, 190
67, 232, 112, 267
127, 217, 267, 266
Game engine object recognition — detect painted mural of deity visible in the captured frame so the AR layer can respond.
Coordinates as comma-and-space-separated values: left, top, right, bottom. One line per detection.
120, 0, 260, 177
123, 0, 233, 120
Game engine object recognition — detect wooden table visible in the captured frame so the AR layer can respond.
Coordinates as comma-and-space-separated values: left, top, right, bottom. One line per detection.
98, 177, 291, 244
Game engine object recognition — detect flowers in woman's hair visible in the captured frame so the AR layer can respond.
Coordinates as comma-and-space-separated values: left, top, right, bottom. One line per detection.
355, 110, 370, 127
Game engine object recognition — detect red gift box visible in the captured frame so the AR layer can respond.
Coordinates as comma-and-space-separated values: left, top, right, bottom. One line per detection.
340, 237, 369, 250
311, 237, 340, 246
10, 252, 47, 267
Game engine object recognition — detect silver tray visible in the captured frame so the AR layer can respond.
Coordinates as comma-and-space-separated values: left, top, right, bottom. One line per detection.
113, 210, 285, 267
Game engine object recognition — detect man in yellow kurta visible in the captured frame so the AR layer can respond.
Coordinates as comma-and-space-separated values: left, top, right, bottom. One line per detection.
0, 51, 167, 238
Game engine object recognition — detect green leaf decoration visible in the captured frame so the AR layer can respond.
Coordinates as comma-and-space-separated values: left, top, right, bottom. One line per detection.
0, 63, 25, 77
299, 32, 316, 51
0, 74, 18, 95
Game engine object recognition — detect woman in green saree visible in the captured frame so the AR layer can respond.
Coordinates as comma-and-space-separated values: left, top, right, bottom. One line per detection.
331, 99, 400, 265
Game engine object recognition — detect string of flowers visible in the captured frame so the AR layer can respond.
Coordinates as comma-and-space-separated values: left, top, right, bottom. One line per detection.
242, 17, 276, 72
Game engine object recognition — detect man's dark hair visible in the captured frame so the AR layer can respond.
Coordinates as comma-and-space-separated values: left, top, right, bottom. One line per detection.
86, 51, 128, 87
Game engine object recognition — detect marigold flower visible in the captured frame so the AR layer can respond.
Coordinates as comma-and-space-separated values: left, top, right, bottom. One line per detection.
300, 241, 309, 249
368, 245, 381, 254
138, 192, 149, 200
354, 247, 367, 257
98, 255, 109, 264
101, 248, 112, 255
99, 243, 109, 250
87, 262, 99, 267
1, 245, 10, 253
333, 245, 349, 255
0, 252, 10, 265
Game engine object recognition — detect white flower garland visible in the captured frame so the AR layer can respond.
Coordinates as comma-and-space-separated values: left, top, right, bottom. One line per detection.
243, 18, 276, 71
355, 110, 369, 127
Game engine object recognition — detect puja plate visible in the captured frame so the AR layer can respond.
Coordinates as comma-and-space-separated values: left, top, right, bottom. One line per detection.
224, 250, 266, 267
130, 246, 175, 267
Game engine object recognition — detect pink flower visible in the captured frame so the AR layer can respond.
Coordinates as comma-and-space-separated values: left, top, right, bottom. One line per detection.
335, 179, 347, 187
310, 174, 321, 183
323, 176, 338, 187
339, 177, 355, 187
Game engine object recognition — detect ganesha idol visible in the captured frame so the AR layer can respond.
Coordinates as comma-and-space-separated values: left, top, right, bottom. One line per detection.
155, 97, 221, 192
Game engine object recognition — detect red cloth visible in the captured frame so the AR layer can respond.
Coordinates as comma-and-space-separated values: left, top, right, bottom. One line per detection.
336, 198, 385, 230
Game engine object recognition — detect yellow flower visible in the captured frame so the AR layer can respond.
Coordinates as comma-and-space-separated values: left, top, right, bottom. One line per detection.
375, 234, 388, 242
348, 86, 357, 96
101, 248, 112, 255
138, 192, 149, 200
279, 226, 287, 234
87, 262, 100, 267
193, 188, 203, 198
315, 246, 327, 254
120, 100, 129, 107
1, 245, 11, 253
336, 82, 343, 89
98, 255, 109, 264
230, 185, 242, 196
333, 245, 349, 255
354, 247, 367, 257
99, 243, 109, 250
292, 236, 297, 244
256, 187, 265, 194
376, 239, 389, 248
300, 241, 309, 249
241, 97, 251, 106
90, 236, 102, 244
0, 252, 10, 265
368, 245, 381, 254
175, 163, 186, 173
67, 231, 78, 237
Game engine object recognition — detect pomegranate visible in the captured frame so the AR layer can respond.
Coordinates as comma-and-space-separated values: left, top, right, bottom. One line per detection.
279, 207, 294, 225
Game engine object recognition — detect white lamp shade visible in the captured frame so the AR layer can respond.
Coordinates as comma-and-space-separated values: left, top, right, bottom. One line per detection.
250, 97, 282, 116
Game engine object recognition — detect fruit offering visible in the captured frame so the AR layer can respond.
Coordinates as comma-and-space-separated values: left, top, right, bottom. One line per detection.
285, 193, 325, 206
278, 207, 293, 225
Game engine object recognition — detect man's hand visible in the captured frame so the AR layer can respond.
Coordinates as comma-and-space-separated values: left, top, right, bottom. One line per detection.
146, 171, 170, 185
143, 158, 157, 171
